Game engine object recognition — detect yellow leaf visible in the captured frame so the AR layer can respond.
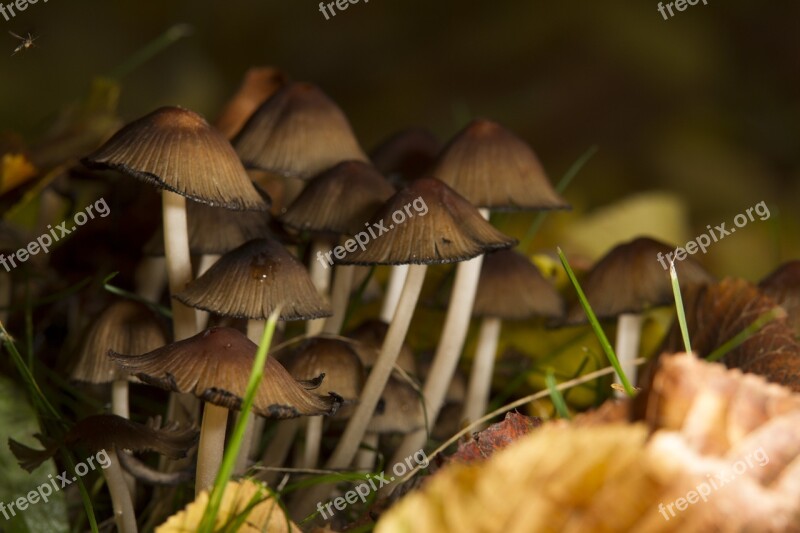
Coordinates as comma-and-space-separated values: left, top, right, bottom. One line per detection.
157, 479, 300, 533
0, 153, 37, 194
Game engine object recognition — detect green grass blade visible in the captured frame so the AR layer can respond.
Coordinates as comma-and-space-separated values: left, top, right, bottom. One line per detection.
669, 260, 692, 353
706, 307, 785, 363
519, 145, 598, 250
107, 23, 194, 80
557, 247, 636, 397
198, 309, 281, 533
0, 321, 63, 425
545, 368, 571, 419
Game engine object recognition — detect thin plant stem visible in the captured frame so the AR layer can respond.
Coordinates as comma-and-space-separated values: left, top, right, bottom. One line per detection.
557, 247, 636, 397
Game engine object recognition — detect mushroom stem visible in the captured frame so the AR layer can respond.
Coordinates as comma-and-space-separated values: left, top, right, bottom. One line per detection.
387, 237, 487, 474
301, 416, 324, 468
326, 263, 427, 468
614, 313, 642, 397
462, 316, 502, 423
258, 419, 300, 486
195, 254, 222, 329
234, 319, 266, 474
380, 265, 409, 321
322, 265, 355, 334
195, 403, 230, 495
134, 256, 167, 303
291, 264, 427, 515
162, 191, 200, 424
104, 448, 138, 533
111, 379, 130, 419
162, 191, 197, 341
307, 240, 332, 335
354, 432, 378, 470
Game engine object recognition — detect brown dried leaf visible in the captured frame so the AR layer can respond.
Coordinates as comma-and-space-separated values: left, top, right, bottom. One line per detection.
664, 277, 800, 391
448, 412, 541, 464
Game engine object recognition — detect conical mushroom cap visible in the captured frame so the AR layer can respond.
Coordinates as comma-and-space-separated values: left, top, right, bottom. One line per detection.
346, 319, 417, 376
83, 106, 268, 211
336, 177, 516, 266
473, 250, 565, 320
234, 82, 368, 178
370, 127, 441, 183
144, 200, 270, 256
432, 119, 570, 211
367, 375, 425, 434
110, 327, 341, 418
71, 300, 167, 384
281, 161, 395, 234
283, 336, 365, 401
215, 66, 288, 139
565, 236, 715, 324
175, 238, 331, 321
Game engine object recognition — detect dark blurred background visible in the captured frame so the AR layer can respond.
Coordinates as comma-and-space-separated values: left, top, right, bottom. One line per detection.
2, 0, 799, 278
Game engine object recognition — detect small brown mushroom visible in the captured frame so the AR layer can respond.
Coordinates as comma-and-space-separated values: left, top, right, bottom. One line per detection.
110, 327, 341, 494
234, 82, 368, 179
283, 336, 365, 468
463, 249, 564, 422
10, 414, 197, 533
71, 300, 167, 419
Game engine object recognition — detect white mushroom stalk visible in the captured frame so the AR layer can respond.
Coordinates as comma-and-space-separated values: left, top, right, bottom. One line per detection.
388, 234, 487, 468
162, 191, 200, 423
614, 313, 643, 398
234, 319, 267, 474
380, 264, 409, 322
322, 263, 356, 335
292, 264, 427, 516
104, 448, 138, 533
462, 315, 502, 423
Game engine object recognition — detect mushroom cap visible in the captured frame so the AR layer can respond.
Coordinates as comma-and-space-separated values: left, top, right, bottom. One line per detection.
473, 249, 565, 321
432, 119, 570, 211
565, 236, 715, 324
215, 66, 288, 140
759, 260, 800, 334
370, 127, 441, 183
335, 177, 516, 266
109, 327, 341, 418
282, 336, 365, 402
367, 375, 426, 434
144, 199, 270, 256
71, 300, 167, 384
234, 82, 368, 179
174, 238, 331, 321
83, 106, 268, 211
9, 415, 198, 472
281, 160, 396, 234
347, 319, 418, 376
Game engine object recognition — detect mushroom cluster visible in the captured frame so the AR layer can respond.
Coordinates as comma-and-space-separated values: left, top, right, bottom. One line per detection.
8, 63, 787, 533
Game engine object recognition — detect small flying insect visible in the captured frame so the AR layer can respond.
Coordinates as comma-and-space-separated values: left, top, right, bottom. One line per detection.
9, 31, 38, 56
